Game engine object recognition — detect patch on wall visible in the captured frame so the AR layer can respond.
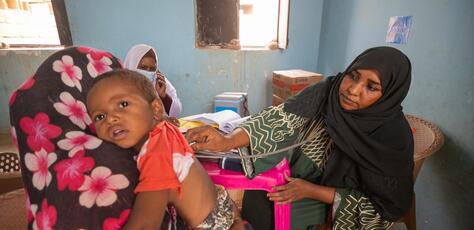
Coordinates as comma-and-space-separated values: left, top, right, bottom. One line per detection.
385, 16, 413, 44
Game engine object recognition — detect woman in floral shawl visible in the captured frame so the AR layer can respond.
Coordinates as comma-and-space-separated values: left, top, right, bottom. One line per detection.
9, 47, 185, 229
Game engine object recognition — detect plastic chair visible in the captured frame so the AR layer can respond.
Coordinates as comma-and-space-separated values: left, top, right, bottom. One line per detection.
400, 114, 444, 230
202, 158, 291, 230
318, 114, 444, 230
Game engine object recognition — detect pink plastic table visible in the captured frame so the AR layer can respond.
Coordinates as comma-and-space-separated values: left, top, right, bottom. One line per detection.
202, 158, 291, 230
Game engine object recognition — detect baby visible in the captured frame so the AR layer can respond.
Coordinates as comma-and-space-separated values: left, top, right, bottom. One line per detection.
86, 69, 242, 229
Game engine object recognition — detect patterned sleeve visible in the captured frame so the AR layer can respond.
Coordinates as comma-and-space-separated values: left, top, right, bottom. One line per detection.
332, 188, 393, 230
238, 104, 308, 177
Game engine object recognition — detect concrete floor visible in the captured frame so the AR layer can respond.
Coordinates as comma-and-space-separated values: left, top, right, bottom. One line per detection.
391, 223, 408, 230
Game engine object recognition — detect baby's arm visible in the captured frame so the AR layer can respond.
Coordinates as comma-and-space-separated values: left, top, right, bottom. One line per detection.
123, 190, 170, 229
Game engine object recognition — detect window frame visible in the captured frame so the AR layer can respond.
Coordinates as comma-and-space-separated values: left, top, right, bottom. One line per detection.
51, 0, 72, 47
0, 0, 72, 48
194, 0, 289, 51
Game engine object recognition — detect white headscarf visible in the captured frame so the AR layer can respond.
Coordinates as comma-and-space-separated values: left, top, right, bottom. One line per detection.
124, 44, 159, 70
123, 44, 182, 118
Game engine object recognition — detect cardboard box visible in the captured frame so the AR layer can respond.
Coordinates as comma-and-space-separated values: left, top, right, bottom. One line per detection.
272, 69, 324, 100
272, 94, 285, 106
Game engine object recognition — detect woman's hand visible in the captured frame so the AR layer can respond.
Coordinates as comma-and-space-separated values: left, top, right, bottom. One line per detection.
185, 126, 229, 152
155, 71, 167, 98
267, 173, 313, 204
268, 173, 337, 204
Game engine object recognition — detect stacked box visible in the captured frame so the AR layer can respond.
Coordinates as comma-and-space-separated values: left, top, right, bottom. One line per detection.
272, 94, 285, 106
214, 92, 249, 117
272, 69, 324, 103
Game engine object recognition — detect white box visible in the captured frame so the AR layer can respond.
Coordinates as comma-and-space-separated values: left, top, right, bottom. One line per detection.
214, 92, 248, 117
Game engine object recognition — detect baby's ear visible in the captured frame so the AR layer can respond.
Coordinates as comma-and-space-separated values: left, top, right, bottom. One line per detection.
151, 99, 164, 117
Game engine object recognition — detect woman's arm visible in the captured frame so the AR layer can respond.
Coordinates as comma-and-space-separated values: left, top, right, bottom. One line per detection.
161, 95, 173, 115
185, 126, 250, 152
123, 190, 170, 229
164, 77, 182, 117
267, 174, 336, 204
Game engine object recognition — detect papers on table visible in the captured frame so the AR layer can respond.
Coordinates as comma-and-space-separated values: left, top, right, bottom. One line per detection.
221, 116, 250, 134
179, 110, 250, 133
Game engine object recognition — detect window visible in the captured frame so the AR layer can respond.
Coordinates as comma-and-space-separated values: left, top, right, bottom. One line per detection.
195, 0, 289, 50
0, 0, 71, 48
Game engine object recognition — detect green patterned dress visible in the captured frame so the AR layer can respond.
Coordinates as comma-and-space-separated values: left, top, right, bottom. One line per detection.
238, 104, 393, 230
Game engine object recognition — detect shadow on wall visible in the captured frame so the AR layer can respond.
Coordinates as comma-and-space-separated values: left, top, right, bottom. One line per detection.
317, 0, 355, 75
415, 136, 474, 229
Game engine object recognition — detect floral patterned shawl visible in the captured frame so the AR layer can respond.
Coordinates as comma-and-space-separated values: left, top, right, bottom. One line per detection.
9, 46, 185, 229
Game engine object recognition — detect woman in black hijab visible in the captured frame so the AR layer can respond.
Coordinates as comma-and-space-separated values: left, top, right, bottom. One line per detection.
186, 46, 414, 229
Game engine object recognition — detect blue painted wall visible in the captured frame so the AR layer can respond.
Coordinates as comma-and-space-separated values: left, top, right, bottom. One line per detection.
0, 49, 57, 132
1, 0, 324, 132
318, 0, 474, 229
1, 0, 472, 229
64, 0, 324, 117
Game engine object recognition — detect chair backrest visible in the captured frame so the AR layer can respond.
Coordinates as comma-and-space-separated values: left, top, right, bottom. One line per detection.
0, 152, 23, 194
0, 151, 20, 173
0, 151, 25, 228
8, 47, 141, 229
405, 114, 444, 180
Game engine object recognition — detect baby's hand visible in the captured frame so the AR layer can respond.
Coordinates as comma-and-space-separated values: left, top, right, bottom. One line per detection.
154, 114, 180, 127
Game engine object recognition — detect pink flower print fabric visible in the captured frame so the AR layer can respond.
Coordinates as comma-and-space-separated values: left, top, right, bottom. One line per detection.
78, 166, 129, 208
53, 91, 91, 130
57, 131, 102, 157
52, 55, 83, 92
19, 112, 62, 153
24, 148, 57, 190
53, 150, 94, 191
33, 199, 57, 230
9, 46, 186, 229
103, 209, 131, 230
78, 46, 114, 78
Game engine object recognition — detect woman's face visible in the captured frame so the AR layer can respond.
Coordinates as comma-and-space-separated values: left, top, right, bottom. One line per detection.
339, 69, 382, 110
137, 56, 157, 72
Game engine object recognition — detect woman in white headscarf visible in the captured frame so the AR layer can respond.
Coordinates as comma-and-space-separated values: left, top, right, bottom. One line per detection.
124, 44, 182, 118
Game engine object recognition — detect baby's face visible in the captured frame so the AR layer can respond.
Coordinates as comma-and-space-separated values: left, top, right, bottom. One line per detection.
87, 77, 157, 150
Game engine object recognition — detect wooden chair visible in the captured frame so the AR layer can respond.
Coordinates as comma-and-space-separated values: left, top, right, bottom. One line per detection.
401, 114, 444, 230
0, 152, 27, 229
0, 152, 23, 194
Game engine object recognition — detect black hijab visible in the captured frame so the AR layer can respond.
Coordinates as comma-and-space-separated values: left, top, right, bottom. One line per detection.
285, 46, 414, 221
